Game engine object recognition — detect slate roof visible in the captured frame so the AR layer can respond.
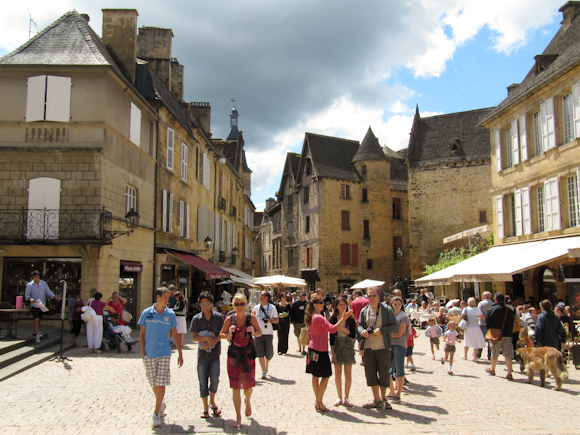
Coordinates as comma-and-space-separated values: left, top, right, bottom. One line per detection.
352, 127, 387, 162
408, 107, 493, 168
481, 5, 580, 124
277, 152, 301, 196
0, 11, 117, 68
303, 133, 361, 182
242, 149, 252, 173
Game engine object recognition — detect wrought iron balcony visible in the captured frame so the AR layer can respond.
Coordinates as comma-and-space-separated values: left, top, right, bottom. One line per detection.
0, 207, 121, 244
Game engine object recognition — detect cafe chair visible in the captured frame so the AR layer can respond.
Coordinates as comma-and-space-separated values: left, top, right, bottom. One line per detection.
0, 302, 18, 338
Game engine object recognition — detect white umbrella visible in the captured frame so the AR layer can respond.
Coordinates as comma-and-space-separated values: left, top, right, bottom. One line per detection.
446, 299, 460, 308
252, 275, 307, 287
350, 279, 385, 289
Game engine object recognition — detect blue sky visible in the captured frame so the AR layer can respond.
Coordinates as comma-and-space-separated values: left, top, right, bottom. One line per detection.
0, 1, 565, 210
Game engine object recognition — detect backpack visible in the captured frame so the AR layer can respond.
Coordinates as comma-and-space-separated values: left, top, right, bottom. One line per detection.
227, 312, 256, 371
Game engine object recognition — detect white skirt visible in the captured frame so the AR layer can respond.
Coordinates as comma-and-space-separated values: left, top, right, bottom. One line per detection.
176, 316, 187, 334
464, 325, 486, 349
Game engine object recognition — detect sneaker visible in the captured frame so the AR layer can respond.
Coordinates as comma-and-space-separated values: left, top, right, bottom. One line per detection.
152, 413, 161, 427
448, 369, 453, 375
160, 401, 166, 416
404, 363, 409, 368
35, 335, 41, 343
410, 364, 416, 372
392, 395, 401, 402
440, 358, 445, 365
432, 355, 435, 360
261, 371, 267, 379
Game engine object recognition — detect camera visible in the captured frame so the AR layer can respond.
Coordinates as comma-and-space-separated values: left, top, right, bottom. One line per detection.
366, 327, 374, 334
264, 318, 269, 323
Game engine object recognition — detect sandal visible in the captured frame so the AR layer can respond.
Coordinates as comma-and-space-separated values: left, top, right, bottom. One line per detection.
363, 399, 382, 409
200, 411, 210, 419
315, 401, 329, 412
334, 399, 342, 406
485, 368, 495, 376
343, 399, 354, 407
245, 398, 252, 417
382, 399, 393, 410
210, 405, 221, 417
506, 374, 513, 380
233, 421, 242, 429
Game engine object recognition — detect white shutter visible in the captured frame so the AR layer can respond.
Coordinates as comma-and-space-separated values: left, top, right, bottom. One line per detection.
167, 128, 174, 170
573, 83, 580, 138
215, 212, 220, 256
26, 75, 46, 122
522, 187, 532, 235
541, 98, 556, 150
227, 220, 231, 254
233, 223, 236, 252
544, 180, 552, 231
45, 76, 71, 123
545, 178, 561, 231
129, 102, 141, 146
181, 143, 188, 181
169, 193, 174, 232
577, 169, 580, 226
495, 130, 502, 172
519, 114, 528, 160
496, 195, 504, 239
203, 153, 210, 189
221, 217, 226, 251
197, 206, 207, 242
511, 119, 520, 165
27, 177, 61, 239
179, 200, 184, 237
514, 189, 523, 236
186, 203, 190, 239
162, 189, 168, 232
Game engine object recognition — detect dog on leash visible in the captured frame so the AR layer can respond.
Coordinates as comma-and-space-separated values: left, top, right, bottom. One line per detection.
515, 346, 569, 390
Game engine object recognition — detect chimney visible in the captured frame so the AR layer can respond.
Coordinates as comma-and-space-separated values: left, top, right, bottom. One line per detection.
171, 59, 184, 102
265, 198, 275, 211
102, 9, 138, 83
136, 27, 174, 91
187, 102, 212, 135
559, 1, 580, 31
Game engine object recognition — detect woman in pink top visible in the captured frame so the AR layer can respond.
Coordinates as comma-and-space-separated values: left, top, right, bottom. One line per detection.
304, 294, 352, 412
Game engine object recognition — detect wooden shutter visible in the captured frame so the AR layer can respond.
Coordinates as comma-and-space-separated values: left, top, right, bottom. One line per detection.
511, 119, 519, 165
341, 243, 349, 266
495, 130, 502, 172
45, 76, 71, 122
162, 190, 168, 231
545, 177, 560, 230
129, 102, 141, 146
573, 83, 580, 138
181, 143, 188, 181
166, 128, 174, 170
351, 244, 358, 266
26, 75, 46, 122
197, 206, 208, 242
179, 200, 184, 237
203, 153, 210, 189
215, 212, 220, 256
514, 189, 523, 236
168, 193, 174, 232
541, 98, 556, 150
519, 114, 528, 160
221, 217, 226, 251
186, 203, 190, 239
522, 187, 532, 235
27, 177, 61, 240
496, 195, 504, 239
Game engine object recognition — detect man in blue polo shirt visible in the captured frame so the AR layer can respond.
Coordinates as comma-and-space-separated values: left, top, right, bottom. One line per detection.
139, 287, 183, 428
25, 270, 59, 342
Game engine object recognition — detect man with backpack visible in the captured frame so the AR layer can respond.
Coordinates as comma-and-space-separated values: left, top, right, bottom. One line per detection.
252, 291, 279, 379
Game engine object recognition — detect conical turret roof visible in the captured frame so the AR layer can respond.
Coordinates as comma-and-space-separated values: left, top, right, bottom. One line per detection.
352, 127, 387, 163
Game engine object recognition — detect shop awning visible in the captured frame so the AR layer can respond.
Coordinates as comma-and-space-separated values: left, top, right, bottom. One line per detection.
168, 251, 230, 280
221, 267, 255, 287
416, 236, 580, 285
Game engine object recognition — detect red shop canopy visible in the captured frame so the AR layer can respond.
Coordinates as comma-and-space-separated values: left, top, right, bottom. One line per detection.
168, 250, 230, 280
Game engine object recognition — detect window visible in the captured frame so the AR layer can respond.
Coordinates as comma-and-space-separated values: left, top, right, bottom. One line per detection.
341, 210, 350, 230
563, 93, 573, 144
533, 112, 542, 157
166, 128, 174, 170
305, 216, 311, 233
287, 194, 293, 212
340, 243, 358, 266
288, 249, 294, 268
393, 236, 403, 261
27, 177, 61, 240
26, 75, 71, 123
362, 189, 368, 202
181, 143, 188, 182
129, 102, 141, 146
494, 130, 502, 172
304, 186, 309, 205
537, 185, 545, 232
162, 189, 173, 232
340, 184, 350, 198
305, 246, 313, 267
367, 259, 373, 270
544, 177, 560, 231
149, 122, 155, 156
479, 210, 487, 223
196, 146, 203, 182
288, 221, 294, 237
363, 220, 370, 238
392, 198, 402, 219
568, 174, 579, 227
361, 165, 367, 175
125, 185, 137, 213
179, 200, 185, 237
510, 193, 516, 237
306, 159, 312, 176
540, 98, 556, 150
505, 127, 513, 169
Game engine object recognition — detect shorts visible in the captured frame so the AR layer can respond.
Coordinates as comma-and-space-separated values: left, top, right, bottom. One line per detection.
293, 322, 305, 338
390, 345, 406, 378
491, 336, 514, 359
143, 355, 171, 387
406, 346, 414, 357
430, 337, 440, 345
31, 307, 43, 319
254, 335, 274, 359
363, 348, 391, 388
444, 344, 456, 353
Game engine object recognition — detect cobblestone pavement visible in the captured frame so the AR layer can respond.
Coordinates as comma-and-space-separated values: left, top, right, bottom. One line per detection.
1, 327, 579, 435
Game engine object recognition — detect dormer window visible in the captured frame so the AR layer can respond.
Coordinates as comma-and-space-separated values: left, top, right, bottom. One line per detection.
450, 139, 460, 152
534, 54, 558, 76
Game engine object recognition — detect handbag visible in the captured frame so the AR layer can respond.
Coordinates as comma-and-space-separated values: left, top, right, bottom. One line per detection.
485, 306, 509, 342
122, 310, 133, 323
298, 326, 310, 346
458, 309, 469, 329
81, 305, 96, 322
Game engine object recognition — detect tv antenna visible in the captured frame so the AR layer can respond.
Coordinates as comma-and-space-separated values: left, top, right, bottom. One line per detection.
27, 8, 39, 40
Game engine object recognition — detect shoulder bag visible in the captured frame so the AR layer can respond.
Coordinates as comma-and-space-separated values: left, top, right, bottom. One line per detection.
485, 307, 508, 342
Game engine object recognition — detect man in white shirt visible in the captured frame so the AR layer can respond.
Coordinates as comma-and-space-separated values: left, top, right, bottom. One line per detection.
477, 291, 494, 360
252, 291, 279, 379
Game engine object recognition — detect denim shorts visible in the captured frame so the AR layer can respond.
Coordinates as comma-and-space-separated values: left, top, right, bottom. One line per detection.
197, 357, 220, 398
390, 345, 406, 378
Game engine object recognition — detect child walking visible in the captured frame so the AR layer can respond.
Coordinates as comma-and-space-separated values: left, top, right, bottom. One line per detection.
405, 325, 420, 371
441, 321, 460, 375
425, 318, 442, 360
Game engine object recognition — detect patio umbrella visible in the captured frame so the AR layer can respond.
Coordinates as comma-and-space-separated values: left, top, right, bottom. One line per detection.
446, 299, 460, 308
350, 279, 385, 289
252, 275, 307, 287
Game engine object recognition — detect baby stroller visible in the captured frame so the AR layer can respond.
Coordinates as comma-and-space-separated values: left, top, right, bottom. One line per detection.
103, 313, 135, 352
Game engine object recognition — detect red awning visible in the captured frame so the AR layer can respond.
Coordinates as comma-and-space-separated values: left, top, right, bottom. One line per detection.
168, 251, 230, 280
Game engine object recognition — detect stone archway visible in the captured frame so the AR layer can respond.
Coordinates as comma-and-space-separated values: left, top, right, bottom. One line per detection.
536, 266, 557, 305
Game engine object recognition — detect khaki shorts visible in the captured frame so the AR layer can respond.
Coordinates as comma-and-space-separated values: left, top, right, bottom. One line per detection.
491, 337, 514, 359
293, 322, 304, 338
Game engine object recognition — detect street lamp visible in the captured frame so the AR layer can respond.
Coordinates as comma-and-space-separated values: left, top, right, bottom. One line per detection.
125, 208, 140, 231
204, 236, 213, 250
104, 208, 141, 240
396, 247, 403, 258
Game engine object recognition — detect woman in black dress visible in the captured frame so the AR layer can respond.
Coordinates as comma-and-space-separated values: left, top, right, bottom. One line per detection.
276, 293, 292, 354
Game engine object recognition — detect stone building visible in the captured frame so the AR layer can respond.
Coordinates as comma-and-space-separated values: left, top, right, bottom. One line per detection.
479, 1, 580, 310
407, 106, 493, 292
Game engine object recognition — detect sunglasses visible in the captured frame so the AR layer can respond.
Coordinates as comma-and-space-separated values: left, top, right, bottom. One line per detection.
313, 301, 324, 305
199, 302, 212, 307
234, 302, 246, 307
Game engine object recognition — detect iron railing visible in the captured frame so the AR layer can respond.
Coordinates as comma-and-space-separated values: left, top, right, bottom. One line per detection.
0, 208, 115, 244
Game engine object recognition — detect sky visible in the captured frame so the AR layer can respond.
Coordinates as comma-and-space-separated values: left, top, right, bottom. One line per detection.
0, 0, 565, 210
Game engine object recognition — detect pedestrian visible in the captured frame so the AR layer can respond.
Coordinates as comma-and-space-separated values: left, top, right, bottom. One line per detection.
106, 291, 127, 325
290, 292, 308, 354
252, 290, 279, 379
138, 287, 183, 428
167, 284, 177, 308
305, 294, 353, 412
190, 291, 224, 419
425, 318, 442, 359
477, 291, 494, 360
358, 286, 399, 410
485, 292, 515, 379
461, 297, 486, 361
172, 291, 187, 346
86, 292, 116, 353
24, 270, 60, 342
441, 321, 460, 374
350, 289, 369, 365
388, 296, 411, 402
405, 324, 420, 371
329, 296, 356, 407
535, 299, 567, 351
220, 293, 262, 429
275, 293, 292, 355
67, 288, 84, 345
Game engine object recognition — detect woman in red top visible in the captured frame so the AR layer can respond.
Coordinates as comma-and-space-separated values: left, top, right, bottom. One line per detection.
305, 294, 352, 412
107, 292, 127, 325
